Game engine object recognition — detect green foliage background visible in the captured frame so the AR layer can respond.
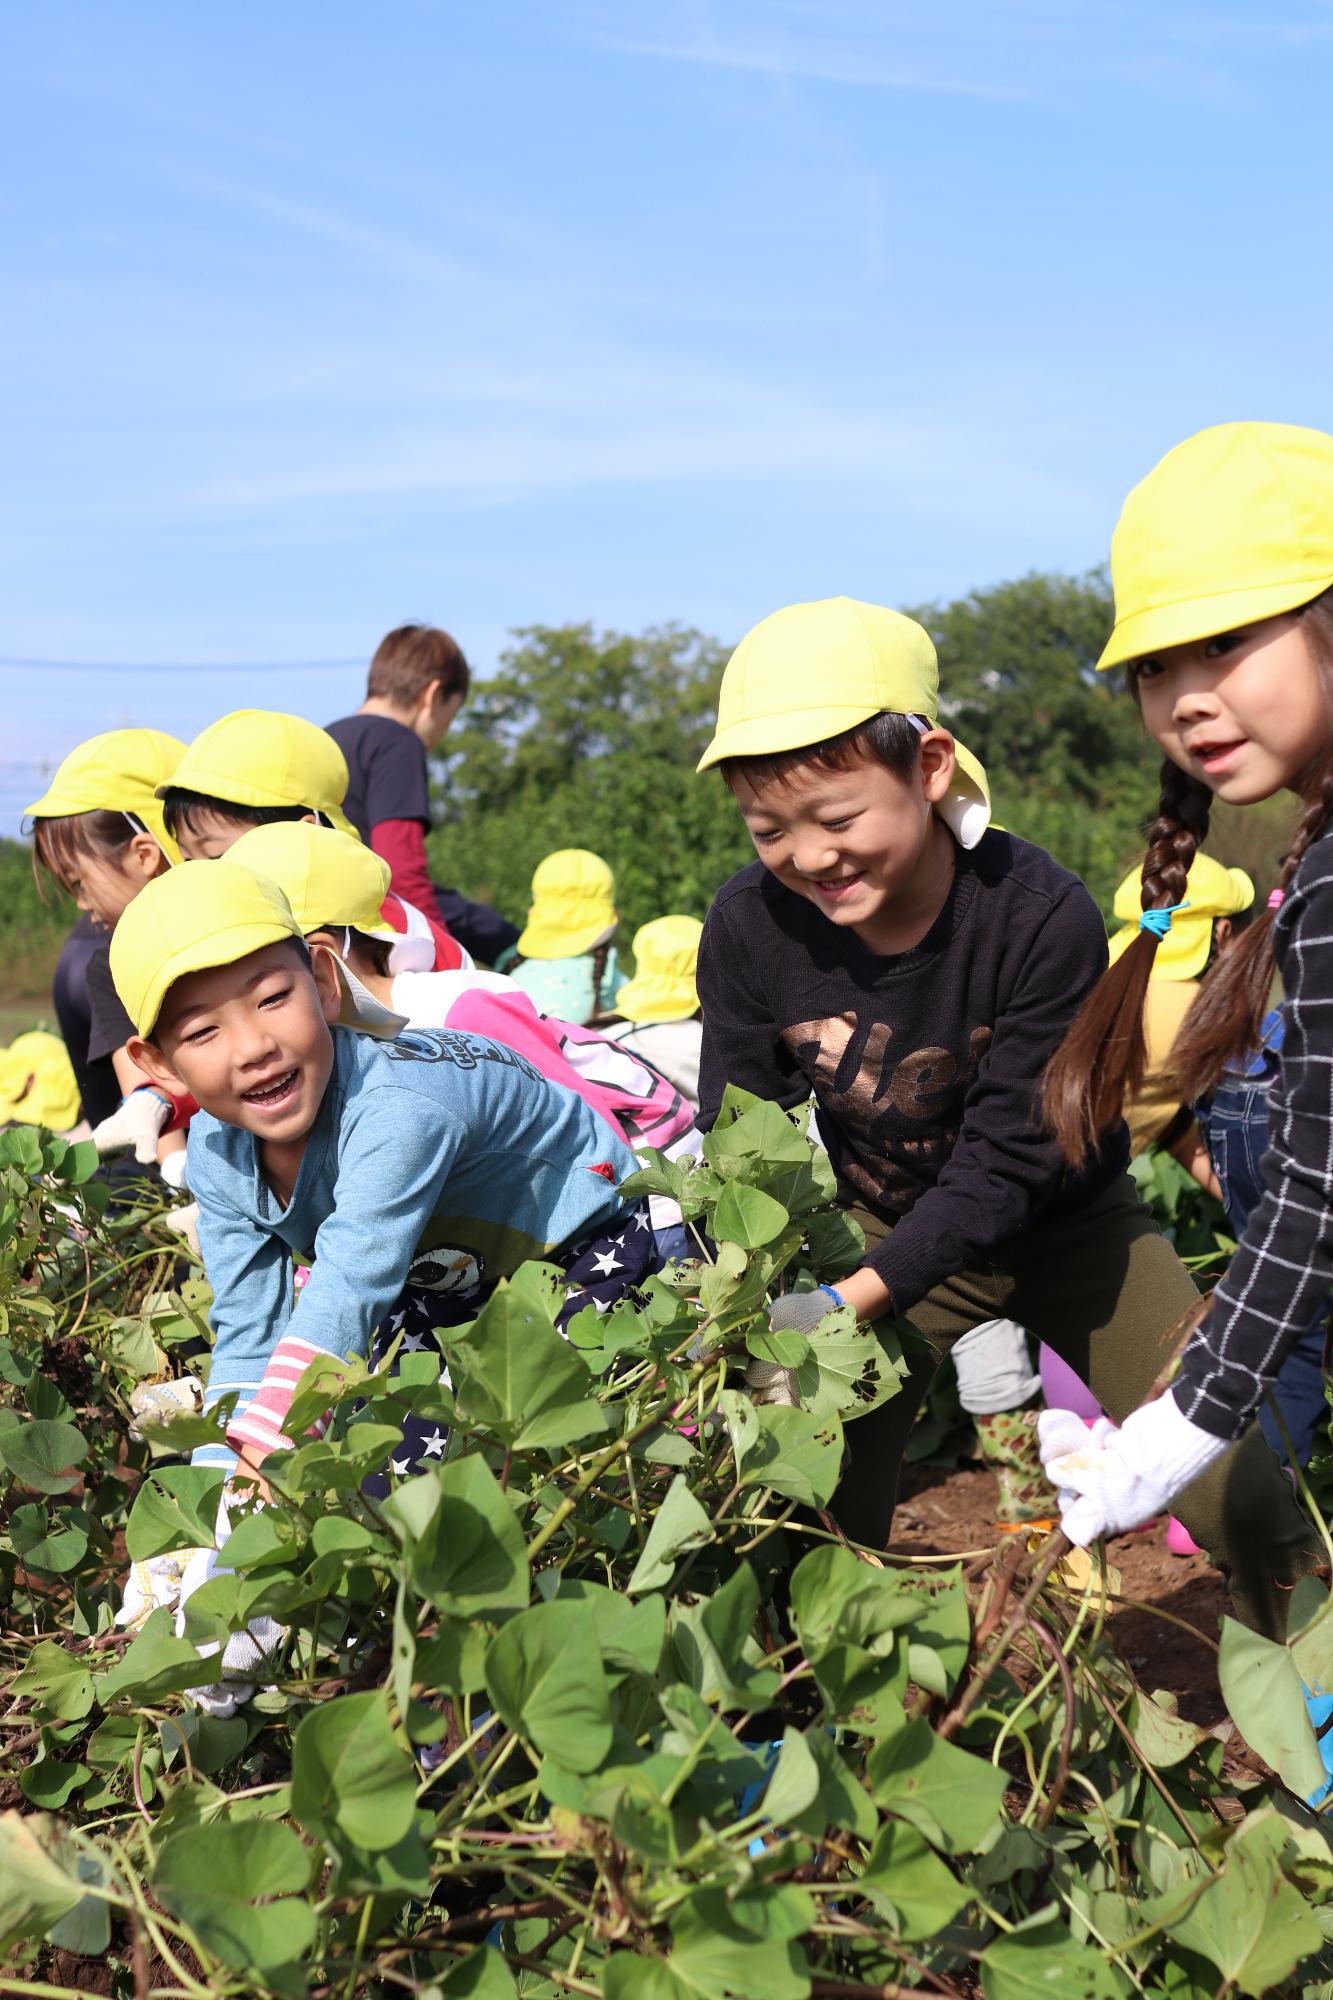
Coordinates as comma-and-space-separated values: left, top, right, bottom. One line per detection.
425, 573, 1167, 949
0, 568, 1303, 1013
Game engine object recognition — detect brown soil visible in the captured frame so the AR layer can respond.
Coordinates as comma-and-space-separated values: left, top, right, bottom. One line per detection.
893, 1460, 1229, 1727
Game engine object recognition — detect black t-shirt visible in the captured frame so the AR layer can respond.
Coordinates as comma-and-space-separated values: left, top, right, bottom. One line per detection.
325, 713, 430, 839
85, 942, 136, 1065
53, 918, 120, 1124
696, 829, 1128, 1315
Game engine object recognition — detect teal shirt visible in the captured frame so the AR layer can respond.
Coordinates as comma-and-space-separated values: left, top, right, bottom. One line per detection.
189, 1025, 637, 1465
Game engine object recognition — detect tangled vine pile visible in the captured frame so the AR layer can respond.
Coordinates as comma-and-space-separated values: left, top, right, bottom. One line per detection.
4, 1099, 1333, 1999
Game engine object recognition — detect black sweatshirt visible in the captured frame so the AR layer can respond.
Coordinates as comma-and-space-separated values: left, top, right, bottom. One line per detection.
697, 829, 1128, 1314
1176, 827, 1333, 1440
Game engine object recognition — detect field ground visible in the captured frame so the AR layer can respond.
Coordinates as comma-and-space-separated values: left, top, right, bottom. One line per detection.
894, 1458, 1229, 1728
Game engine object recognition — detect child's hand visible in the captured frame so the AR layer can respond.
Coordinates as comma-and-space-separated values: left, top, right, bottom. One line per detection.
173, 1476, 285, 1716
746, 1287, 846, 1407
230, 1446, 272, 1505
91, 1088, 170, 1163
115, 1548, 205, 1632
1039, 1393, 1227, 1546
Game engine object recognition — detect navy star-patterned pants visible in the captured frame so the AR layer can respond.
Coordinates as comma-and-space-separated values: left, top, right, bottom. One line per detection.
362, 1198, 659, 1496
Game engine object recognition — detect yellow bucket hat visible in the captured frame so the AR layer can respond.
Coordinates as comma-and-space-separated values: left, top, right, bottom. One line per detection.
1098, 422, 1333, 673
160, 710, 359, 838
26, 728, 187, 864
0, 1031, 81, 1132
110, 858, 405, 1041
615, 915, 703, 1024
697, 597, 990, 849
518, 849, 618, 959
1108, 853, 1256, 982
226, 822, 399, 940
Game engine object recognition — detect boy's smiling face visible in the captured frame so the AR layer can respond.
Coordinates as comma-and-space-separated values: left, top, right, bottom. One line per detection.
130, 940, 340, 1147
730, 733, 959, 951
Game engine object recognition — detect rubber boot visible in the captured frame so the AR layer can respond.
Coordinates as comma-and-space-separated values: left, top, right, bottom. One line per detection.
973, 1403, 1060, 1528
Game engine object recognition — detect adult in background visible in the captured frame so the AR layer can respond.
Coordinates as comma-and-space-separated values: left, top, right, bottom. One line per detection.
327, 624, 520, 967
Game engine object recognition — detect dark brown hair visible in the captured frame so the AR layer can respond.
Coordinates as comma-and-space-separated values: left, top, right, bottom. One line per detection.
367, 625, 470, 709
721, 710, 923, 793
160, 790, 311, 839
1043, 589, 1333, 1165
319, 925, 394, 979
32, 809, 142, 899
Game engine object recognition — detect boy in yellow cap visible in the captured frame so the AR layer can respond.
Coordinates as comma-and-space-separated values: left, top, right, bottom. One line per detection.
27, 728, 192, 1173
0, 1031, 82, 1134
510, 849, 620, 1024
694, 594, 1319, 1635
159, 709, 359, 860
607, 915, 705, 1105
109, 861, 653, 1519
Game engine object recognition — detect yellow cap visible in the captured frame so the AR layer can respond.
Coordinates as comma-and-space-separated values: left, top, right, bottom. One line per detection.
518, 849, 618, 959
0, 1031, 81, 1132
697, 597, 990, 848
226, 822, 399, 943
615, 916, 703, 1024
1098, 422, 1333, 672
1108, 853, 1257, 982
160, 710, 358, 837
110, 858, 405, 1041
26, 729, 187, 864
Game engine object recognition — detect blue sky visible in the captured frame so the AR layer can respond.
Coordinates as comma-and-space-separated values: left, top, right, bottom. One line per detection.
4, 0, 1331, 834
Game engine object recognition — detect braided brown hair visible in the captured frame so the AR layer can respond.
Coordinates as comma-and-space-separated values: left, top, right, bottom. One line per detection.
1044, 588, 1333, 1163
1042, 758, 1213, 1165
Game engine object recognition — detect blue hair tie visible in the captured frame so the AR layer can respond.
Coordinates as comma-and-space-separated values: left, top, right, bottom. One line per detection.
1139, 900, 1190, 939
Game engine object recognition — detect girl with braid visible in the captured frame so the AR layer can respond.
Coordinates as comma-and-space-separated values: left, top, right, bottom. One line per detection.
697, 594, 1319, 1637
1040, 423, 1333, 1565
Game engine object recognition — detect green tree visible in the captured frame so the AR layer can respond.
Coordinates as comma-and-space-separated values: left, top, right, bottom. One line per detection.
429, 623, 744, 944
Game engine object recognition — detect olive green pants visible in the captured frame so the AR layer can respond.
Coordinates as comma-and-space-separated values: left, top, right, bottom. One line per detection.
838, 1174, 1323, 1639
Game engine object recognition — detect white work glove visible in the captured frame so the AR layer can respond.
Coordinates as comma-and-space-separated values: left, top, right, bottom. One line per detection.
176, 1484, 287, 1718
1039, 1392, 1229, 1547
127, 1374, 204, 1442
162, 1201, 201, 1258
160, 1148, 190, 1192
91, 1089, 170, 1164
746, 1288, 844, 1408
116, 1547, 205, 1632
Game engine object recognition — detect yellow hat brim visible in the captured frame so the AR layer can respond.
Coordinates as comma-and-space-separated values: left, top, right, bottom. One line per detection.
1097, 572, 1333, 672
699, 701, 913, 772
517, 916, 616, 959
132, 915, 298, 1039
614, 975, 699, 1025
1107, 913, 1214, 981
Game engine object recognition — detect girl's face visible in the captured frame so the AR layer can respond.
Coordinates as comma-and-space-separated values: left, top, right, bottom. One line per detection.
1131, 611, 1328, 805
61, 831, 166, 928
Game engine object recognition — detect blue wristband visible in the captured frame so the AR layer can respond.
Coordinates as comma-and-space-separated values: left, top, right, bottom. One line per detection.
121, 1086, 172, 1112
818, 1283, 845, 1307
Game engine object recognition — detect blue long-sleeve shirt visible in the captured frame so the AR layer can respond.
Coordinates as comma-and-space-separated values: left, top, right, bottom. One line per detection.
188, 1025, 638, 1468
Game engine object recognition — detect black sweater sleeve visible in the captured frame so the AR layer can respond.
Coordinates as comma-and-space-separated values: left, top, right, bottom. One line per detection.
1174, 837, 1333, 1439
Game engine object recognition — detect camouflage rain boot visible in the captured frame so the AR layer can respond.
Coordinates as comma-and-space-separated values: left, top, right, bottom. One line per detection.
973, 1403, 1060, 1528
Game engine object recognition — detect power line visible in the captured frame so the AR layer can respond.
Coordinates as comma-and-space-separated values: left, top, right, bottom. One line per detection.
0, 655, 364, 674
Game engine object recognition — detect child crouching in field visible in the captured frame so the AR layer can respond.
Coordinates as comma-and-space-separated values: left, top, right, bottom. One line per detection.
109, 860, 657, 1519
695, 595, 1321, 1638
27, 729, 192, 1177
223, 820, 702, 1265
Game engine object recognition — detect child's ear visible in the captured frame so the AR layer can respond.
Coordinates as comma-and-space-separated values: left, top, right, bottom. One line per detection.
126, 1037, 185, 1093
129, 831, 166, 883
918, 728, 959, 807
309, 944, 344, 1024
